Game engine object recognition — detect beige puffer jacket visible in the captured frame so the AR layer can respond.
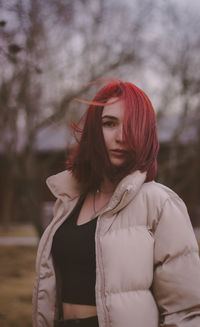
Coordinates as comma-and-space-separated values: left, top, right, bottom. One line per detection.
32, 170, 200, 327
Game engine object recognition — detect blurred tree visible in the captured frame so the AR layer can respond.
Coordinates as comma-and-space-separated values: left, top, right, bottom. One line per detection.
152, 1, 200, 199
0, 0, 199, 234
0, 0, 155, 235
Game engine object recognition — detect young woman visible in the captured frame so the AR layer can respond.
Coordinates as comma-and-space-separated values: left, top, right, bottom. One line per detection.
32, 80, 200, 327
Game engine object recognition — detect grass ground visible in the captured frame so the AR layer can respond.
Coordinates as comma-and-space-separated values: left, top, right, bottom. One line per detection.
0, 224, 37, 327
0, 223, 37, 237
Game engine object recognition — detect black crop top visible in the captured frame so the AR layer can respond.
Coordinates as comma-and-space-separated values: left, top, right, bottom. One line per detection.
51, 195, 98, 305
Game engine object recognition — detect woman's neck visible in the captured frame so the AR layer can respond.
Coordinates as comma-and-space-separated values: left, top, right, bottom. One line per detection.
98, 177, 116, 194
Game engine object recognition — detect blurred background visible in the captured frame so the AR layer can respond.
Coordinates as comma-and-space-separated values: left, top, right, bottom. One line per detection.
0, 0, 200, 326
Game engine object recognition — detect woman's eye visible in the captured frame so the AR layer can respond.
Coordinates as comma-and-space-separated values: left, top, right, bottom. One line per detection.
102, 121, 115, 127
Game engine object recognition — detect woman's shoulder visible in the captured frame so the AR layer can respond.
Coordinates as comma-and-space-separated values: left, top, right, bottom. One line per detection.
139, 181, 194, 236
46, 170, 80, 199
142, 180, 181, 201
139, 180, 186, 214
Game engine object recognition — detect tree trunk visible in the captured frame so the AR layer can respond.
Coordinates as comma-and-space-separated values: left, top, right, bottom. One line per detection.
1, 173, 15, 230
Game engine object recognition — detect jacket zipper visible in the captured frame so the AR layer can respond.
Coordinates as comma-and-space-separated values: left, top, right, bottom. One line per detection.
96, 214, 110, 327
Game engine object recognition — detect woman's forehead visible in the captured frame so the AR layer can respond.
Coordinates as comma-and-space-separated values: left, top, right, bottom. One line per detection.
102, 98, 125, 118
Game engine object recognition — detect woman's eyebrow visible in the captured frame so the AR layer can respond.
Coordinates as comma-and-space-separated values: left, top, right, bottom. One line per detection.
102, 115, 118, 120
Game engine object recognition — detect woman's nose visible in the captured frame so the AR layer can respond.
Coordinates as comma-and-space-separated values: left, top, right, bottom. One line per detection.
115, 124, 123, 143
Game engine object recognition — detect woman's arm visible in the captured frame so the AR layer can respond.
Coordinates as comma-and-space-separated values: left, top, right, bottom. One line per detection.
152, 195, 200, 327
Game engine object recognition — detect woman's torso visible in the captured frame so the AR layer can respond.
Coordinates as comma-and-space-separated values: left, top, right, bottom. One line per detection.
51, 191, 113, 320
33, 170, 163, 327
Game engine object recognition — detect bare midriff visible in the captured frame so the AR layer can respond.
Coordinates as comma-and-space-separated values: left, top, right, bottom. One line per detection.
62, 302, 97, 319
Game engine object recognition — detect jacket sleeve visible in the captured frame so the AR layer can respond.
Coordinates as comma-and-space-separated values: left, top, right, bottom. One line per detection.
152, 195, 200, 327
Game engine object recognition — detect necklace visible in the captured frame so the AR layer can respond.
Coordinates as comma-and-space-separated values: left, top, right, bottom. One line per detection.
96, 188, 114, 194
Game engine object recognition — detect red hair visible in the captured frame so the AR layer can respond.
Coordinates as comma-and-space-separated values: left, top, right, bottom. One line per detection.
67, 80, 159, 191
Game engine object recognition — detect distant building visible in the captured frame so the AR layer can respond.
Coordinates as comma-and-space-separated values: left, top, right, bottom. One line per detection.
0, 115, 199, 227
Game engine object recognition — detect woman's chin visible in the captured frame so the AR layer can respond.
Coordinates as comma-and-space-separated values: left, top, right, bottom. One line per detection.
109, 158, 126, 167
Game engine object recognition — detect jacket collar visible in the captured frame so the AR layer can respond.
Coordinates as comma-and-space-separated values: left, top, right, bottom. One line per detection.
46, 170, 80, 200
46, 169, 147, 213
105, 170, 146, 214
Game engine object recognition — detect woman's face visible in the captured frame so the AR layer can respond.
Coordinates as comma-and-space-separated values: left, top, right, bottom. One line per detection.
102, 98, 128, 167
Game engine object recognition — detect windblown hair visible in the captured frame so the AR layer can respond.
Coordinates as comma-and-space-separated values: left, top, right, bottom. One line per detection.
67, 79, 159, 192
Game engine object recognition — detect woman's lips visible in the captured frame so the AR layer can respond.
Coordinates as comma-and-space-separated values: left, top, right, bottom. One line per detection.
110, 149, 127, 157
